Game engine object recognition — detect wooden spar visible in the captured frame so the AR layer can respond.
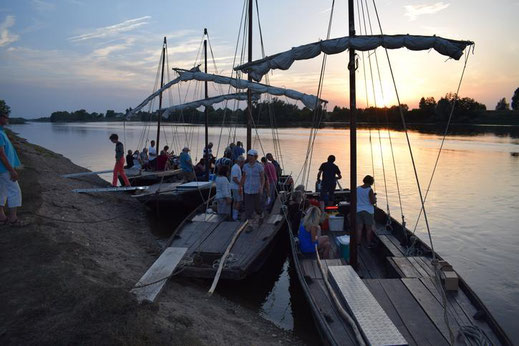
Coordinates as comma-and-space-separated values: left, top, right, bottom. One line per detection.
156, 36, 166, 154
246, 0, 253, 152
73, 186, 149, 193
348, 0, 358, 267
208, 220, 249, 295
62, 170, 113, 178
204, 28, 210, 181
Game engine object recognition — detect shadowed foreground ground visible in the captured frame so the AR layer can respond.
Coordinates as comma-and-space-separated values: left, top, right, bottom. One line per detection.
0, 132, 302, 345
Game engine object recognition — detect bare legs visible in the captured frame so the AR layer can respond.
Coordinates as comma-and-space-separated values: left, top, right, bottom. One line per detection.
318, 235, 332, 259
0, 206, 17, 223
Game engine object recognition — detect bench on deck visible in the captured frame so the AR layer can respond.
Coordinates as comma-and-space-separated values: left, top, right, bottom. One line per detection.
387, 256, 435, 279
328, 265, 408, 346
131, 247, 187, 303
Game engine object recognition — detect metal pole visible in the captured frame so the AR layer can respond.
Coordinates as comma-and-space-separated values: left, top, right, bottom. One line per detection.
348, 0, 358, 268
156, 36, 166, 153
204, 28, 210, 181
246, 0, 253, 152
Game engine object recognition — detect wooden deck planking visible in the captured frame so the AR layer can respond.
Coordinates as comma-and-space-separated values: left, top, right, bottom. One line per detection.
402, 278, 462, 342
389, 257, 424, 278
300, 258, 319, 279
378, 279, 449, 345
407, 257, 431, 278
378, 235, 405, 257
172, 222, 217, 249
309, 279, 357, 345
329, 266, 407, 345
197, 221, 241, 254
358, 246, 387, 279
412, 257, 436, 277
131, 247, 187, 303
364, 279, 417, 345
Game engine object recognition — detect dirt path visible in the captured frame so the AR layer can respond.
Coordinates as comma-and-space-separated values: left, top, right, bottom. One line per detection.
0, 132, 303, 345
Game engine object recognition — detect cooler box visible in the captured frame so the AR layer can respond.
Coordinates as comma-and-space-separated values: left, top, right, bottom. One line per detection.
329, 215, 345, 231
335, 235, 350, 261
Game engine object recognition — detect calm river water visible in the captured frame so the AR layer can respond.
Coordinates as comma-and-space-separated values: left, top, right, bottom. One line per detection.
10, 121, 519, 342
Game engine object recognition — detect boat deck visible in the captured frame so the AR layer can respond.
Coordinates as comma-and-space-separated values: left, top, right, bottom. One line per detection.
169, 197, 285, 280
291, 221, 507, 345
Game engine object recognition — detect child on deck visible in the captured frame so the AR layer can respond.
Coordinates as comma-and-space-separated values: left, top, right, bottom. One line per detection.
215, 165, 232, 217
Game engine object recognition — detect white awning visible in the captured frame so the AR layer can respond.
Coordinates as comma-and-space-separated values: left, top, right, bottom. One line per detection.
234, 34, 474, 82
161, 93, 259, 118
127, 70, 326, 117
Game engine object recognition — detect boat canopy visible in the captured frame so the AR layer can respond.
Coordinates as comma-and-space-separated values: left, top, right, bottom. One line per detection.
161, 92, 260, 118
127, 69, 326, 117
234, 34, 474, 82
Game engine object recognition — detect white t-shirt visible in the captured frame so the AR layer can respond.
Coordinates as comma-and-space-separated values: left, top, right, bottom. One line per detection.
148, 146, 157, 161
215, 176, 231, 199
230, 163, 242, 190
357, 186, 374, 214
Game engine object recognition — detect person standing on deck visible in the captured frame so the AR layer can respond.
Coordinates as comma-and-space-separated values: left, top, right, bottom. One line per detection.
233, 141, 245, 161
203, 142, 214, 161
148, 140, 157, 170
109, 134, 131, 187
357, 175, 377, 248
230, 156, 245, 221
125, 150, 134, 169
261, 156, 277, 212
240, 149, 268, 232
179, 147, 194, 182
0, 111, 24, 226
215, 165, 232, 217
215, 149, 233, 176
317, 155, 341, 207
266, 153, 282, 181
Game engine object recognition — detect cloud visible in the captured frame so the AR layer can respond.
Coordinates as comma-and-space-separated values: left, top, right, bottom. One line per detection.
404, 2, 450, 21
92, 38, 135, 57
69, 16, 151, 42
0, 15, 19, 47
31, 0, 56, 12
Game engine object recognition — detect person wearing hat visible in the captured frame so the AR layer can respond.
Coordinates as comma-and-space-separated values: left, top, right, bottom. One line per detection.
0, 109, 24, 226
179, 147, 194, 182
240, 149, 268, 232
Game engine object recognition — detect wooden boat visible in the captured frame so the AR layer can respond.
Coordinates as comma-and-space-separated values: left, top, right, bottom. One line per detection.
234, 0, 512, 344
284, 191, 511, 345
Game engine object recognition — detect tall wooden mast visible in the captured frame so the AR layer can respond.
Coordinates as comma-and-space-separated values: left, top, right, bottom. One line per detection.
204, 28, 210, 181
348, 0, 358, 267
246, 0, 253, 152
156, 36, 166, 153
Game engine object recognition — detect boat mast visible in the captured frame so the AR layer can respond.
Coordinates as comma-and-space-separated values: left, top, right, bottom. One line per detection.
204, 28, 210, 181
156, 37, 166, 153
348, 0, 358, 268
246, 0, 253, 152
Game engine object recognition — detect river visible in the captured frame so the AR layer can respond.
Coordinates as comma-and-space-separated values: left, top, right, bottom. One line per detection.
10, 121, 519, 342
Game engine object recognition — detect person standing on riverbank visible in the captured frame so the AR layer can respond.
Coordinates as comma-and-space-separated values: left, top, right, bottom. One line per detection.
0, 111, 23, 226
109, 134, 130, 187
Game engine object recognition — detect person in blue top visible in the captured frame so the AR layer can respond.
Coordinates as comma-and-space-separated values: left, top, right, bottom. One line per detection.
298, 206, 331, 258
0, 111, 24, 226
179, 147, 194, 182
233, 141, 245, 161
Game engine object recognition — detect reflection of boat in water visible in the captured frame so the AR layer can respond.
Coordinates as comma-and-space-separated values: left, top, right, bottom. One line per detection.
234, 0, 511, 344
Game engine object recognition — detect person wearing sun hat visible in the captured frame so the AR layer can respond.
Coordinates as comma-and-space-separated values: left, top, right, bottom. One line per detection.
240, 149, 268, 232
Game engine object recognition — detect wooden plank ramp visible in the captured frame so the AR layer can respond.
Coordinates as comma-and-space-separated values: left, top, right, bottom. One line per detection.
131, 247, 187, 303
329, 266, 408, 345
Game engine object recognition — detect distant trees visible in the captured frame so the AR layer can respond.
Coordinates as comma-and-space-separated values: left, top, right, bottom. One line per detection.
512, 88, 519, 111
0, 100, 10, 117
495, 98, 510, 111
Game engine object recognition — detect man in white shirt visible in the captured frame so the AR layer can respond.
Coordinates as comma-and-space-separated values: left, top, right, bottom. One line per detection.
230, 155, 245, 220
148, 140, 157, 170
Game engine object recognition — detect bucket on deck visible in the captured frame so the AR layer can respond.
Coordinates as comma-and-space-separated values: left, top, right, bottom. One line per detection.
329, 215, 345, 231
335, 235, 350, 261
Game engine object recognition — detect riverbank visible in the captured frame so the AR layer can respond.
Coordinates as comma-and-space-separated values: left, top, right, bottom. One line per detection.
0, 132, 302, 345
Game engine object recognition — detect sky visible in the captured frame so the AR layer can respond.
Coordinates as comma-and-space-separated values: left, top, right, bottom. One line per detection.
0, 0, 518, 118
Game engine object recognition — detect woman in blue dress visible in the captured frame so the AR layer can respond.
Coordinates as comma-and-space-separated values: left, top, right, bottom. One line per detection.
298, 206, 332, 258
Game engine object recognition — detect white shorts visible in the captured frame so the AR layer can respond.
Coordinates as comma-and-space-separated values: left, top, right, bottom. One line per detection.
0, 171, 22, 208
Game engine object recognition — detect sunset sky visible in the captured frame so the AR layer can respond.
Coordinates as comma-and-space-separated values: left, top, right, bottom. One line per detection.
0, 0, 517, 118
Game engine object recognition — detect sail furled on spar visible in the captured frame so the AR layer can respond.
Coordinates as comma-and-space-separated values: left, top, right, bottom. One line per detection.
127, 68, 326, 118
161, 93, 260, 117
235, 34, 475, 82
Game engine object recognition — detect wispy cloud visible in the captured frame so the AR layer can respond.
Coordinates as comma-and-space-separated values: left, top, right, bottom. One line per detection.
31, 0, 56, 12
69, 16, 151, 42
93, 38, 135, 57
0, 15, 19, 47
404, 2, 450, 21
